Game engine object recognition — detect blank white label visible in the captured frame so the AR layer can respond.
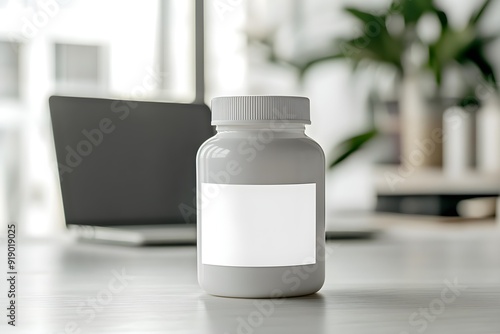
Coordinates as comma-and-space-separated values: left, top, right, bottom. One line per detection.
201, 183, 316, 267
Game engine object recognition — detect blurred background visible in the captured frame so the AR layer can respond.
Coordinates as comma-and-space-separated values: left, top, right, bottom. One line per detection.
1, 0, 500, 237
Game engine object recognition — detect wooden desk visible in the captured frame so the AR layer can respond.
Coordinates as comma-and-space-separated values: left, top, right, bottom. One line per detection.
2, 226, 500, 333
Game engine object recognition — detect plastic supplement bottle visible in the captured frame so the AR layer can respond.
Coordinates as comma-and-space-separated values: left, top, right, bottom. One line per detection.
197, 96, 325, 298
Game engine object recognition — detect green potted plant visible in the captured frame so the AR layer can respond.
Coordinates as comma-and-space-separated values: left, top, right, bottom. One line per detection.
251, 0, 498, 168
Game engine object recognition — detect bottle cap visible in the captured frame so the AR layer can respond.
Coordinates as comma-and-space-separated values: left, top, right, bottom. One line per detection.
211, 96, 310, 125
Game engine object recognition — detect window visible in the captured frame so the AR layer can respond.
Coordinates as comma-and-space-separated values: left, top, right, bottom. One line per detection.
0, 41, 20, 99
54, 43, 107, 93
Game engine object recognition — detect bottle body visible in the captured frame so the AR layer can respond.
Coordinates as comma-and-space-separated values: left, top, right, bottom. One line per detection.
197, 125, 325, 298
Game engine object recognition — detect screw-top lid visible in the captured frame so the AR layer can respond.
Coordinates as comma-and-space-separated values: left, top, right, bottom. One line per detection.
211, 96, 310, 125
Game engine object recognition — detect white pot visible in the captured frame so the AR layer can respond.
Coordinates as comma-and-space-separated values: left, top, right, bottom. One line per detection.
399, 75, 443, 168
476, 96, 500, 173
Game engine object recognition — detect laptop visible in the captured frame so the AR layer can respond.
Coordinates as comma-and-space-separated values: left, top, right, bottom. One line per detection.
49, 96, 213, 245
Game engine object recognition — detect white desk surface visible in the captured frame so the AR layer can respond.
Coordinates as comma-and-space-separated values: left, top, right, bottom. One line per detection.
2, 220, 500, 334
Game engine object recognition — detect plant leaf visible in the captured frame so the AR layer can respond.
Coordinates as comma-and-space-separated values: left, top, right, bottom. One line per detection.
460, 47, 497, 85
344, 7, 385, 25
329, 129, 378, 169
399, 0, 434, 24
435, 10, 449, 29
334, 31, 405, 73
470, 0, 493, 25
452, 33, 500, 85
297, 53, 346, 78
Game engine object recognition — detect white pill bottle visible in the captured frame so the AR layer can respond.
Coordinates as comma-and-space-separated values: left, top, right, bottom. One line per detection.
197, 96, 325, 298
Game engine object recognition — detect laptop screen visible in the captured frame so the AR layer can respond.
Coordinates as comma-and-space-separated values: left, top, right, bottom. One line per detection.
49, 96, 213, 226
